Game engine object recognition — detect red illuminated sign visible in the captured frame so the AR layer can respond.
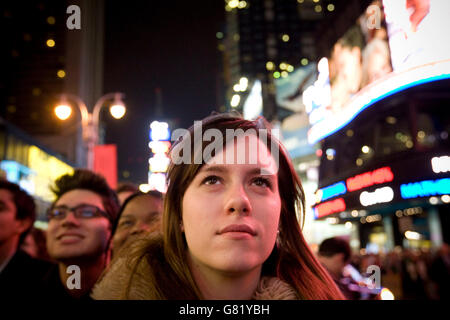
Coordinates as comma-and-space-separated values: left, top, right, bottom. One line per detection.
94, 144, 117, 189
346, 166, 394, 192
314, 198, 346, 218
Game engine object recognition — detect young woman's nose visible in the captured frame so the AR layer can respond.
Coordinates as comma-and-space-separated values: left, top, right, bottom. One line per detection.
130, 223, 150, 236
224, 183, 252, 216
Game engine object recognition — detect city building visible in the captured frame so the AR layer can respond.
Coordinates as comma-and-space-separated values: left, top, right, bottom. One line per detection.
0, 117, 74, 220
1, 0, 105, 167
220, 0, 373, 246
309, 0, 450, 252
221, 0, 334, 121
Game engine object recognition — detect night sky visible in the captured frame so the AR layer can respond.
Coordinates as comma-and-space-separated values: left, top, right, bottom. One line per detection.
102, 1, 224, 185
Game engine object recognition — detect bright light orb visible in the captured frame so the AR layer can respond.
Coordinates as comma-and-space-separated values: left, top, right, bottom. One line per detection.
54, 104, 72, 120
110, 104, 126, 119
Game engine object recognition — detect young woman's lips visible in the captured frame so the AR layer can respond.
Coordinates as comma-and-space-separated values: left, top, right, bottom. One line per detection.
217, 224, 257, 239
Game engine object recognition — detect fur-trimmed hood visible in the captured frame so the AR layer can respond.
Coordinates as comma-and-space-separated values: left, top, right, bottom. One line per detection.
92, 237, 299, 300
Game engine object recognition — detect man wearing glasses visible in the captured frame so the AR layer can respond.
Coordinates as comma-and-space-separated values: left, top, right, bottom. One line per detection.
44, 169, 120, 299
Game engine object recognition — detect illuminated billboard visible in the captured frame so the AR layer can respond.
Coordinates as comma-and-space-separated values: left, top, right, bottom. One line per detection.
148, 121, 170, 192
243, 80, 263, 120
27, 146, 74, 202
383, 0, 450, 71
313, 153, 450, 219
275, 65, 318, 158
304, 0, 450, 144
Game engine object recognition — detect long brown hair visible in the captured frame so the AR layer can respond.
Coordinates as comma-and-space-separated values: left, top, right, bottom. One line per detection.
126, 112, 344, 299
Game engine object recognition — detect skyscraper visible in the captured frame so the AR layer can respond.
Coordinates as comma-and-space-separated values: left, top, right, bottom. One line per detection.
1, 0, 105, 167
221, 0, 330, 121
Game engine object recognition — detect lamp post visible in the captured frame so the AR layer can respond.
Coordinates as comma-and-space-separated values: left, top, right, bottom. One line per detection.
54, 93, 126, 170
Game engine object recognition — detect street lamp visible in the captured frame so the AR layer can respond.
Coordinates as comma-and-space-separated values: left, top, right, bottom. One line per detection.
54, 93, 126, 170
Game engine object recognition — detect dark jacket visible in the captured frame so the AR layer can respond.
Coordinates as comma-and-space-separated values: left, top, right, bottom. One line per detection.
40, 264, 92, 301
0, 250, 55, 300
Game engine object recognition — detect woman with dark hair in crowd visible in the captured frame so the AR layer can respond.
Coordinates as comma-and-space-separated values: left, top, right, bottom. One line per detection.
110, 191, 163, 258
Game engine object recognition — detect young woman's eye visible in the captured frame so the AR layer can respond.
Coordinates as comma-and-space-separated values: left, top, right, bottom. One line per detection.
119, 220, 134, 228
202, 175, 221, 185
252, 177, 272, 188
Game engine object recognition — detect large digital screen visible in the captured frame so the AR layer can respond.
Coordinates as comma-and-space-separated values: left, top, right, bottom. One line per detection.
304, 0, 450, 144
383, 0, 450, 71
275, 65, 317, 158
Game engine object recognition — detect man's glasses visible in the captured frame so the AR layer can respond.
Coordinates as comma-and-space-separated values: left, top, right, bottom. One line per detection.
47, 204, 108, 221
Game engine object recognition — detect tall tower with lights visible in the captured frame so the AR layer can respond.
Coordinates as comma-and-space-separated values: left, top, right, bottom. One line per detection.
221, 0, 332, 121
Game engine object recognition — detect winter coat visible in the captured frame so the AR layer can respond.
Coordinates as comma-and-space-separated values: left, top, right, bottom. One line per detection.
91, 236, 298, 300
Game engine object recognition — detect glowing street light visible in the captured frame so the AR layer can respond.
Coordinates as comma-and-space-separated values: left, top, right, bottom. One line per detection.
109, 95, 126, 119
54, 104, 72, 120
54, 92, 126, 169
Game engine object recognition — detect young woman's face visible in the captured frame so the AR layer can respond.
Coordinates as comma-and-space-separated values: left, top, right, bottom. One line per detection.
182, 134, 281, 276
112, 195, 162, 253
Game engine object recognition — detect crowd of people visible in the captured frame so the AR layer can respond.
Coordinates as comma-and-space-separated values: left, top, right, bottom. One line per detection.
0, 112, 448, 300
347, 245, 450, 300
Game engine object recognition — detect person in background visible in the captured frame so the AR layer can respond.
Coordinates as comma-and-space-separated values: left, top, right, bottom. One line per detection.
317, 236, 380, 300
21, 226, 52, 261
116, 182, 139, 206
44, 169, 120, 299
0, 180, 54, 299
111, 190, 163, 258
429, 242, 450, 300
92, 112, 345, 300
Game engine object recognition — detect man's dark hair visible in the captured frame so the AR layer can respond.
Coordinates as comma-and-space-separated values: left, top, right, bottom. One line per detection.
50, 169, 120, 225
116, 182, 138, 195
0, 179, 36, 245
318, 236, 352, 264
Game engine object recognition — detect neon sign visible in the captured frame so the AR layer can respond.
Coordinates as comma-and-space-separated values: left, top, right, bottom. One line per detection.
401, 178, 450, 199
314, 198, 346, 219
150, 121, 170, 141
148, 121, 171, 191
346, 166, 394, 192
149, 141, 171, 154
432, 156, 450, 173
148, 172, 167, 193
360, 186, 394, 207
316, 181, 347, 203
149, 153, 170, 173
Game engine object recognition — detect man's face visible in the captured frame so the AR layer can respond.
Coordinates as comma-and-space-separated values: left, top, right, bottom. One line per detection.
0, 189, 30, 246
46, 189, 111, 263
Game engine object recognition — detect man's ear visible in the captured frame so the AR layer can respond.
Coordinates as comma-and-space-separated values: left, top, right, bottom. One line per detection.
16, 217, 33, 235
334, 253, 346, 264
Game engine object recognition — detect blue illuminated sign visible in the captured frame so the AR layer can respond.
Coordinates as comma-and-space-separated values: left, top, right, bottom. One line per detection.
400, 178, 450, 199
320, 181, 347, 201
149, 121, 170, 141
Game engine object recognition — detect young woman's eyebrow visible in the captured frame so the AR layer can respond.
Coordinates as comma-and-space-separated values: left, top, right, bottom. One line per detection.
120, 213, 135, 219
247, 167, 276, 177
199, 165, 229, 174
